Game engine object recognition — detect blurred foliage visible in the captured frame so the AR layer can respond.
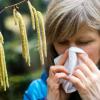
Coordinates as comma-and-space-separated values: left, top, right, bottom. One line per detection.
0, 0, 49, 99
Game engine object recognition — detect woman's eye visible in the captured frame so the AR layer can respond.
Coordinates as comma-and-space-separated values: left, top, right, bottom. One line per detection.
58, 41, 69, 45
77, 40, 94, 45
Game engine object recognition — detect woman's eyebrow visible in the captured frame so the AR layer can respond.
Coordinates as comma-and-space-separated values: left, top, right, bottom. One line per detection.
57, 38, 69, 42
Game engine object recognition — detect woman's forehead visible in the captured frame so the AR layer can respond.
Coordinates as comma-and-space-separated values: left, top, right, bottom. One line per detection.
57, 25, 99, 42
77, 25, 99, 36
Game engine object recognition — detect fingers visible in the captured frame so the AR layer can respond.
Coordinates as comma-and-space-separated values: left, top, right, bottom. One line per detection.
73, 69, 88, 83
57, 50, 68, 65
48, 65, 69, 82
49, 65, 69, 77
78, 54, 99, 73
54, 72, 68, 80
68, 75, 86, 92
68, 68, 89, 94
47, 65, 69, 88
74, 63, 93, 78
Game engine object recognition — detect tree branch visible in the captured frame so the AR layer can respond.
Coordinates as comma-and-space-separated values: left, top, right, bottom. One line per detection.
0, 0, 28, 14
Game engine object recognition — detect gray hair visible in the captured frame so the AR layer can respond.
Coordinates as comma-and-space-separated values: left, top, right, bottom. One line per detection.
45, 0, 100, 44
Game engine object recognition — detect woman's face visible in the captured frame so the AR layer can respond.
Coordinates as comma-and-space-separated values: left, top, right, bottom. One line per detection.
53, 25, 100, 65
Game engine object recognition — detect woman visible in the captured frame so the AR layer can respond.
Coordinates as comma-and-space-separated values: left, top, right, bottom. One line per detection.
24, 0, 100, 100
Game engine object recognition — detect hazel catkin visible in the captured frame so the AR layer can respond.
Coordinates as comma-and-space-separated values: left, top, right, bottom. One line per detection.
27, 0, 35, 30
37, 11, 47, 59
0, 32, 9, 91
32, 7, 44, 65
27, 1, 48, 65
14, 9, 30, 66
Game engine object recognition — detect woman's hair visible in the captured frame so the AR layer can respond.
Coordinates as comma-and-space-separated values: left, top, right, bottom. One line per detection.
44, 0, 100, 73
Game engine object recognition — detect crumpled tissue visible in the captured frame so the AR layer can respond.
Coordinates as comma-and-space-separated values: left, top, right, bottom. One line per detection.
54, 47, 87, 93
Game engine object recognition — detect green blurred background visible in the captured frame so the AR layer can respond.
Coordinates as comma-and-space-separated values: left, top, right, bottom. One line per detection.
0, 0, 49, 99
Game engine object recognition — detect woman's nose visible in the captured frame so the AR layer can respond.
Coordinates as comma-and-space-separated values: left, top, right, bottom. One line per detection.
69, 43, 77, 48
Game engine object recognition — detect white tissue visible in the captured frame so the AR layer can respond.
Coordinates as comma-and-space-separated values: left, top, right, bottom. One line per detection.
54, 47, 87, 93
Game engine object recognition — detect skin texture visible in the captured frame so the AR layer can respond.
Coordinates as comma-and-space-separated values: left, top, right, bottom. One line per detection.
47, 26, 100, 100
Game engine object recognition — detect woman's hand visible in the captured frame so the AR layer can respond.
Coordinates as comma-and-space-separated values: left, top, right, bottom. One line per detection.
47, 51, 70, 100
68, 54, 100, 100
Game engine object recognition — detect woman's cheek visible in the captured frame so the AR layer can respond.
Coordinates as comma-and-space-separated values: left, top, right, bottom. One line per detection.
54, 45, 68, 55
83, 45, 100, 65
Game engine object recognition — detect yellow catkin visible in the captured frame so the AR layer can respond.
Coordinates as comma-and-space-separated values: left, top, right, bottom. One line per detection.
27, 0, 35, 30
13, 8, 17, 25
0, 32, 9, 91
0, 46, 4, 87
14, 10, 30, 66
0, 51, 3, 87
0, 34, 5, 90
27, 1, 46, 65
32, 7, 44, 65
2, 47, 9, 89
0, 44, 6, 91
37, 11, 47, 59
0, 54, 1, 81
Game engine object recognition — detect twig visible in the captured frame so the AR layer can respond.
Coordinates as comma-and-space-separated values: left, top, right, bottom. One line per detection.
0, 0, 28, 14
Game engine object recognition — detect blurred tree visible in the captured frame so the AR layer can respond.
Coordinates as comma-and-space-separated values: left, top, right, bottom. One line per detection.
0, 0, 48, 99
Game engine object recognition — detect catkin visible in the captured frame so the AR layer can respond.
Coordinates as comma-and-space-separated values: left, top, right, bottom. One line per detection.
14, 9, 30, 66
37, 11, 47, 58
32, 6, 44, 65
27, 1, 47, 65
13, 8, 17, 25
0, 32, 9, 91
27, 0, 35, 30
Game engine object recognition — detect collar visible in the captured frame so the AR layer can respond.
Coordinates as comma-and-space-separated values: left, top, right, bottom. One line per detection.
41, 71, 48, 85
